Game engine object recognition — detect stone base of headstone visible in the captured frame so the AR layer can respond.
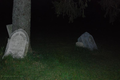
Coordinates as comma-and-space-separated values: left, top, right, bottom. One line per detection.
2, 29, 29, 59
76, 42, 84, 47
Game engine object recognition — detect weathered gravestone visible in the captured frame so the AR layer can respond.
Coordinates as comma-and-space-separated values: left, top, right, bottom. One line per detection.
6, 24, 12, 38
76, 32, 98, 50
2, 29, 29, 59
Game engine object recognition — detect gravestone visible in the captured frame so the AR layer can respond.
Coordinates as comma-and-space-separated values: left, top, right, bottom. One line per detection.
76, 32, 98, 50
2, 29, 29, 59
6, 24, 12, 37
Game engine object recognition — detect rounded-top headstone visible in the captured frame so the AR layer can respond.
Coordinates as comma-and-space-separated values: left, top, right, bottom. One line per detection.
2, 29, 29, 59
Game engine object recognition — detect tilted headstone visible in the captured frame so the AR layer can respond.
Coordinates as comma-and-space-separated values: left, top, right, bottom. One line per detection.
6, 24, 12, 38
2, 29, 29, 59
76, 32, 98, 50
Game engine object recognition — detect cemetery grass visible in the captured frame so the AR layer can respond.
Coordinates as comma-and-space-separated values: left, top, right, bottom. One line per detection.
0, 35, 120, 80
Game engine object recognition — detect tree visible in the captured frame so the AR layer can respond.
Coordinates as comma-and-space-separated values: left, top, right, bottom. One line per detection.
99, 0, 120, 24
53, 0, 120, 24
12, 0, 32, 52
52, 0, 91, 23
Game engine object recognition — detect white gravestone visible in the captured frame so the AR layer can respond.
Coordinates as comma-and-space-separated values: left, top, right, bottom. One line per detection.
76, 32, 98, 50
2, 29, 29, 59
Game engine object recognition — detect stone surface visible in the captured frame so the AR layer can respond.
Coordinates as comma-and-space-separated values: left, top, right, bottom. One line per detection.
6, 24, 12, 37
76, 42, 84, 47
2, 29, 29, 59
77, 32, 98, 50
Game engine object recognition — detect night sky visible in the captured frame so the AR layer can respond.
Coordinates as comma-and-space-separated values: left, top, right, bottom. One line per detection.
0, 0, 120, 43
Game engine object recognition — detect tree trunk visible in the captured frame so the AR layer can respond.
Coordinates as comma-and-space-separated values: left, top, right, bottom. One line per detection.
12, 0, 32, 53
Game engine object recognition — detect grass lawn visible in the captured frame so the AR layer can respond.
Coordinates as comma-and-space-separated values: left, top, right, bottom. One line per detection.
0, 34, 120, 80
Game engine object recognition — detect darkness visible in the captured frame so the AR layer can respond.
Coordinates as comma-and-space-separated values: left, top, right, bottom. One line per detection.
0, 0, 120, 45
0, 1, 120, 78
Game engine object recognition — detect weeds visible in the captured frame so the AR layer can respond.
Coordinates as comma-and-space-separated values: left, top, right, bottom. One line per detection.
0, 47, 4, 58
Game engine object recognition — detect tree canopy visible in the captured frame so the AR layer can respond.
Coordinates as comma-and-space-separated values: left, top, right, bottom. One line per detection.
53, 0, 120, 24
99, 0, 120, 24
52, 0, 91, 23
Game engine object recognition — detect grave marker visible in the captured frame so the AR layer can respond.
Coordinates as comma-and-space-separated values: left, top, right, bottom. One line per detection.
2, 29, 29, 59
76, 32, 98, 50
